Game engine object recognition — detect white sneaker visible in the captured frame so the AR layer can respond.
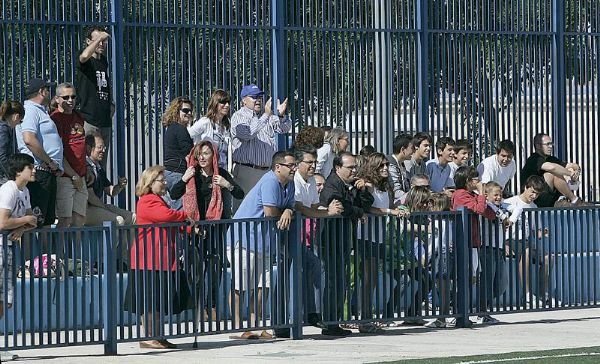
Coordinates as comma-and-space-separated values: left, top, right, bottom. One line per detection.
477, 315, 500, 325
0, 351, 19, 361
445, 318, 456, 328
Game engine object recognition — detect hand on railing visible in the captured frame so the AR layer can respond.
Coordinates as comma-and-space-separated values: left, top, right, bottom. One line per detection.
327, 199, 344, 216
276, 209, 293, 230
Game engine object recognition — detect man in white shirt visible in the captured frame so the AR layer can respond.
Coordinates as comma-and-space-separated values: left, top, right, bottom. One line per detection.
477, 140, 517, 195
293, 145, 343, 330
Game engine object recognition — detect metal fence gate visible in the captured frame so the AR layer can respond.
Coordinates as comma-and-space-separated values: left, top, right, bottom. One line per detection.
1, 0, 599, 208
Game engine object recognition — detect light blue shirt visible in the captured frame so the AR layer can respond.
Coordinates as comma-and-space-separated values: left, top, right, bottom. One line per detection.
15, 100, 64, 171
230, 171, 295, 253
426, 158, 453, 192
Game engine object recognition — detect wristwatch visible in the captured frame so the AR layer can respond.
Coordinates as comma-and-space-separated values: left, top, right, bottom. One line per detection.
71, 175, 79, 181
227, 184, 235, 192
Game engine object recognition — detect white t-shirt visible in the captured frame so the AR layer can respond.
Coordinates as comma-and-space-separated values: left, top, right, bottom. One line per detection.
187, 117, 230, 169
358, 188, 390, 243
316, 143, 334, 179
294, 173, 319, 208
0, 181, 32, 244
503, 195, 537, 240
477, 155, 517, 189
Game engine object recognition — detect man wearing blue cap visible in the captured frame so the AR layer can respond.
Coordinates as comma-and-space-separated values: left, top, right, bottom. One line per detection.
230, 84, 290, 211
15, 78, 63, 227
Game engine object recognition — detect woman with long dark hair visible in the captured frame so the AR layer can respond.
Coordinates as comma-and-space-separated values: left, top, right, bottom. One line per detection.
162, 97, 195, 210
0, 101, 25, 184
170, 140, 244, 320
188, 90, 232, 169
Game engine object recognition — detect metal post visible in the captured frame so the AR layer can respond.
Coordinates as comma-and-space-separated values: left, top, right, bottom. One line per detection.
373, 0, 393, 153
102, 221, 117, 355
110, 0, 126, 207
271, 0, 289, 151
455, 207, 472, 328
290, 215, 304, 339
552, 0, 567, 160
416, 0, 430, 132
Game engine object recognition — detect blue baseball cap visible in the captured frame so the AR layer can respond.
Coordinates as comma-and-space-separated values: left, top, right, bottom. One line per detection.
240, 84, 265, 98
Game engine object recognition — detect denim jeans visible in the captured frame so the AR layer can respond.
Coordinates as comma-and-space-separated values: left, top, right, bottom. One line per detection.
163, 170, 183, 211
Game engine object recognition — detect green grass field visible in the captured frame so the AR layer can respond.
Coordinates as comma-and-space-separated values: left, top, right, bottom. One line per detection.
378, 346, 600, 363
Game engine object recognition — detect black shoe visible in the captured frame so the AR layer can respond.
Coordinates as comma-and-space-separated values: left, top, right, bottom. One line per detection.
402, 318, 427, 326
322, 325, 351, 336
307, 313, 327, 329
273, 328, 290, 338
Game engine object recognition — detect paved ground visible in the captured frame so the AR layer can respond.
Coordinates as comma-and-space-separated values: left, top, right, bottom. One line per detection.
4, 308, 600, 363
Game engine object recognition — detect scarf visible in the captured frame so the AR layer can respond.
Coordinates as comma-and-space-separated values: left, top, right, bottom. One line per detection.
182, 144, 223, 221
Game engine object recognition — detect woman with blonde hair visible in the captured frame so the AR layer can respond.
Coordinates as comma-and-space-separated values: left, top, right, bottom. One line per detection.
316, 127, 349, 178
124, 165, 193, 349
0, 100, 25, 184
188, 90, 232, 169
162, 97, 195, 210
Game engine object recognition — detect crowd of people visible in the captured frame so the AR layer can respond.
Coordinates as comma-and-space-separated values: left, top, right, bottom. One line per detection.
0, 25, 591, 350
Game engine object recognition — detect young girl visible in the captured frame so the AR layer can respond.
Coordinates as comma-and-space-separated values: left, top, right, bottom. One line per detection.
426, 193, 454, 328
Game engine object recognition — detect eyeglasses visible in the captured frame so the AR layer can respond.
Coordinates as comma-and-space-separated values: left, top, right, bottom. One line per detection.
218, 98, 231, 104
180, 108, 193, 114
95, 146, 107, 152
342, 165, 357, 171
246, 95, 261, 100
154, 178, 167, 184
278, 163, 298, 170
301, 160, 317, 166
542, 142, 554, 146
59, 95, 77, 100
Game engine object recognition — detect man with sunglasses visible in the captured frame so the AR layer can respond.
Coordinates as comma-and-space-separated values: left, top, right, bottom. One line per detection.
77, 26, 114, 169
51, 83, 88, 228
521, 133, 584, 207
230, 84, 290, 211
227, 151, 297, 340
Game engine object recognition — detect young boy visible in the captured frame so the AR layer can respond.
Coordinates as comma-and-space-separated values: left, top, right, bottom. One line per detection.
449, 139, 472, 179
451, 166, 496, 324
0, 153, 38, 319
479, 182, 510, 324
503, 175, 547, 306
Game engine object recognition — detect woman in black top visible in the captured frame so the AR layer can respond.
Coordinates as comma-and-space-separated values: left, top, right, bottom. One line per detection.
0, 101, 25, 185
170, 140, 244, 320
162, 97, 194, 210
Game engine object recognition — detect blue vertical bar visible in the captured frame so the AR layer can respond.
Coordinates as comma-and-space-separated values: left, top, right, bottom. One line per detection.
271, 0, 288, 150
111, 0, 126, 207
551, 0, 567, 160
102, 222, 117, 355
416, 0, 429, 132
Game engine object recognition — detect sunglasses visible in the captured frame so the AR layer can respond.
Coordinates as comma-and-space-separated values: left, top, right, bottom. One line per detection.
59, 95, 77, 100
218, 98, 231, 104
180, 108, 193, 114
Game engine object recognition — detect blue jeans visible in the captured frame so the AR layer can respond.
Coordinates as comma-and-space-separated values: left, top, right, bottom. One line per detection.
164, 170, 183, 211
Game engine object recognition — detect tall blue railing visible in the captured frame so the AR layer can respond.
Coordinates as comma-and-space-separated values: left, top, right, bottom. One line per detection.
1, 206, 600, 355
1, 0, 599, 205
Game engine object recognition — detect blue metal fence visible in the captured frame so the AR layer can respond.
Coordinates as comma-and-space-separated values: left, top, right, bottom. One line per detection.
1, 0, 599, 205
2, 206, 600, 355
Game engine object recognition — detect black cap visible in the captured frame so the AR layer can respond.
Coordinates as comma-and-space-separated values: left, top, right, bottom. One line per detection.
25, 78, 56, 96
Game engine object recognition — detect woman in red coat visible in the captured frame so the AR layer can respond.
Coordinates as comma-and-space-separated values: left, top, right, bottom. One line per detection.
124, 165, 193, 349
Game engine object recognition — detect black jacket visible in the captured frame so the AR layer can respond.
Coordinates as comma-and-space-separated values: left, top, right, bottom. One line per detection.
319, 172, 374, 220
170, 167, 244, 219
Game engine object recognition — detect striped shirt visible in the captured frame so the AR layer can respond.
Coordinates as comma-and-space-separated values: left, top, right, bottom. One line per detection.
230, 107, 291, 168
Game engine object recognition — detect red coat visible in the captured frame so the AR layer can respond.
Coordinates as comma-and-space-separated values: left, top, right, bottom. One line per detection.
131, 193, 188, 271
451, 189, 496, 247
